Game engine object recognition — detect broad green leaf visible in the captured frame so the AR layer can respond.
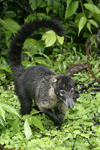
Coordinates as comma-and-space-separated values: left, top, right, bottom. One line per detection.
57, 35, 64, 45
81, 133, 89, 139
31, 110, 41, 115
0, 64, 11, 73
65, 1, 79, 19
59, 5, 64, 18
38, 52, 51, 64
0, 115, 5, 127
24, 119, 32, 138
30, 116, 44, 131
23, 38, 39, 55
12, 120, 20, 134
93, 13, 100, 22
78, 16, 87, 35
0, 18, 20, 33
75, 13, 84, 25
34, 57, 49, 66
67, 0, 72, 8
0, 105, 5, 121
46, 7, 51, 14
42, 30, 56, 47
47, 0, 52, 6
29, 0, 42, 11
96, 92, 100, 99
5, 11, 17, 18
0, 103, 21, 118
89, 19, 98, 28
87, 22, 92, 33
1, 57, 8, 65
84, 3, 100, 14
25, 14, 36, 23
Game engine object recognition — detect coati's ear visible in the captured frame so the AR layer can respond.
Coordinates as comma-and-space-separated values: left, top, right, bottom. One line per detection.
52, 77, 57, 83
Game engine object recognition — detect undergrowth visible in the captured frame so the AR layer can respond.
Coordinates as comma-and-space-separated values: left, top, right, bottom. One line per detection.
0, 53, 100, 150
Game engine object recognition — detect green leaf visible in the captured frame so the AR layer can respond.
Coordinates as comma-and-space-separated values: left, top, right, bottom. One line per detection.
89, 19, 98, 28
0, 64, 11, 73
65, 1, 79, 19
0, 105, 5, 121
12, 120, 20, 134
47, 0, 52, 6
84, 3, 100, 14
31, 110, 41, 115
0, 18, 20, 33
0, 115, 5, 127
5, 11, 17, 19
46, 7, 51, 14
29, 0, 42, 11
57, 36, 64, 45
24, 119, 32, 138
81, 133, 89, 139
0, 103, 21, 118
37, 52, 51, 64
87, 22, 92, 33
42, 30, 56, 47
67, 0, 72, 7
25, 14, 36, 23
59, 5, 64, 18
34, 57, 49, 66
75, 13, 84, 25
78, 16, 87, 35
23, 38, 39, 55
30, 116, 44, 131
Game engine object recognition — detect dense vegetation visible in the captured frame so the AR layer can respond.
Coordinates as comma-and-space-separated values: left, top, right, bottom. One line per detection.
0, 0, 100, 149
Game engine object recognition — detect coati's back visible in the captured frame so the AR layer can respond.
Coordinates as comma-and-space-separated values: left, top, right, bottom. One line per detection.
17, 65, 56, 99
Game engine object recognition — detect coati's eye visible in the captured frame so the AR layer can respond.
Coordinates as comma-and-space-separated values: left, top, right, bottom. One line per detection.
60, 90, 64, 96
70, 88, 74, 94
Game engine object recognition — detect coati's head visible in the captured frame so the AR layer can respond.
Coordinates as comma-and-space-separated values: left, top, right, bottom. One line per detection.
52, 75, 74, 108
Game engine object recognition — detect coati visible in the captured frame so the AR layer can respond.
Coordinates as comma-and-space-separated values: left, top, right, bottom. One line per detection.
8, 19, 74, 129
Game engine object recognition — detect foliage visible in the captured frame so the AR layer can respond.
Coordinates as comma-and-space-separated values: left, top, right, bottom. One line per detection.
0, 51, 100, 149
0, 0, 100, 149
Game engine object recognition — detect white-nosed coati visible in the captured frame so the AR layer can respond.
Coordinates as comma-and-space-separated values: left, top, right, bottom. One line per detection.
8, 19, 74, 129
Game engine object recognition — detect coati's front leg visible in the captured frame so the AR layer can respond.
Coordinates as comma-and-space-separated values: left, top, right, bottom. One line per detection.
40, 102, 67, 129
54, 102, 68, 129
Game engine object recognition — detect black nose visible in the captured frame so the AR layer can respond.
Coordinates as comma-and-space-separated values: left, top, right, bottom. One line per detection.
68, 102, 74, 108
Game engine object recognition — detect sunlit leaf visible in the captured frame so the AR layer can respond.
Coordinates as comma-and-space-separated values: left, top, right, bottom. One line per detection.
0, 105, 5, 121
84, 3, 100, 14
0, 103, 21, 118
23, 38, 39, 55
65, 1, 79, 19
67, 0, 72, 7
87, 22, 92, 33
57, 36, 64, 45
30, 116, 44, 131
0, 115, 5, 127
89, 19, 98, 28
78, 16, 87, 35
12, 120, 20, 134
0, 18, 20, 33
29, 0, 42, 11
24, 119, 32, 138
42, 30, 56, 47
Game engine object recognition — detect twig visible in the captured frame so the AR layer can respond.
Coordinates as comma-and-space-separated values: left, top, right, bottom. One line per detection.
86, 31, 100, 83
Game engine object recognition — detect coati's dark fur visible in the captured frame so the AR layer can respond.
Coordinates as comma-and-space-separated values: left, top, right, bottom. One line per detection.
8, 19, 74, 129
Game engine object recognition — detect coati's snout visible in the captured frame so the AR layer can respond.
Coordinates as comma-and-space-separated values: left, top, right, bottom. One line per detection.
68, 99, 74, 108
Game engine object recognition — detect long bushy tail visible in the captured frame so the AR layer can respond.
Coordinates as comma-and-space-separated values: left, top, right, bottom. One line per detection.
8, 19, 65, 79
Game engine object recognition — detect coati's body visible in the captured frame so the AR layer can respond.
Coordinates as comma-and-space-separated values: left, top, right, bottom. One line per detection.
8, 19, 74, 128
